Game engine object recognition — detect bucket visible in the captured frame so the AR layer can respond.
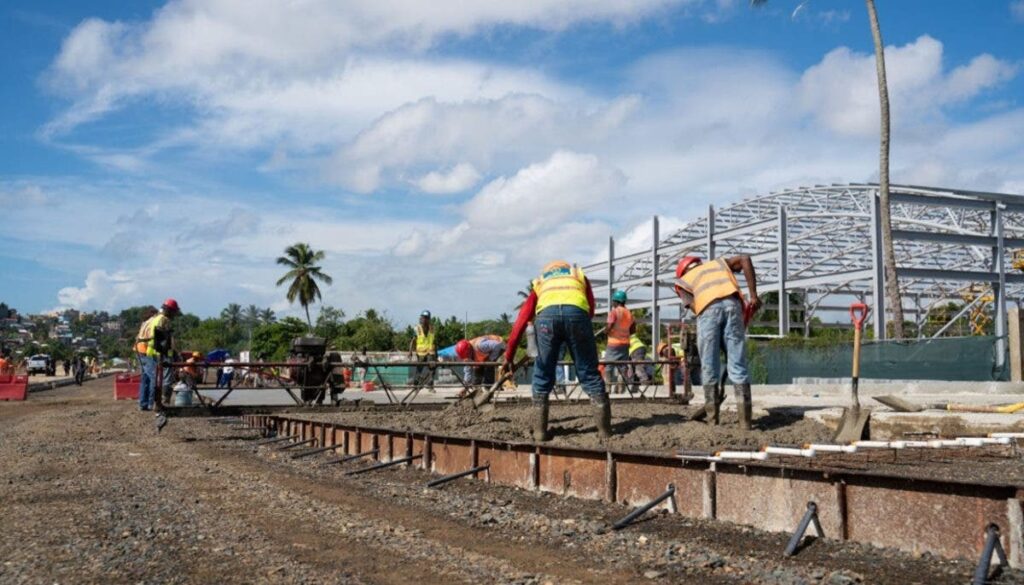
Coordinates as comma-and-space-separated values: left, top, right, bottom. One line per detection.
173, 382, 192, 406
362, 381, 376, 392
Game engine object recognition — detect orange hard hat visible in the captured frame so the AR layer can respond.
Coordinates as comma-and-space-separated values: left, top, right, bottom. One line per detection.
675, 256, 702, 278
455, 339, 472, 359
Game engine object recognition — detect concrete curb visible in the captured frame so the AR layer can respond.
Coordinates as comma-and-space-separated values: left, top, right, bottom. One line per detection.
28, 371, 117, 393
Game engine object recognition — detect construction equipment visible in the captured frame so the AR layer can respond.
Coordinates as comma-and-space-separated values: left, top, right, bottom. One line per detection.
471, 355, 530, 410
286, 337, 346, 405
959, 284, 994, 336
874, 395, 1024, 414
834, 303, 870, 443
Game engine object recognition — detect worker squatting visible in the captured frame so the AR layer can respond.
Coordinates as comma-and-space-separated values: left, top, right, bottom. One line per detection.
135, 254, 760, 439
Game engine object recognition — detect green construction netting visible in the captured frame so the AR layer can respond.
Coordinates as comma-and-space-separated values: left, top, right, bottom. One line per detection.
748, 335, 1007, 384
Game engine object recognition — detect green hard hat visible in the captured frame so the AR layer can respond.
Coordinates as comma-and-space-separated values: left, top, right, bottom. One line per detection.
612, 290, 628, 303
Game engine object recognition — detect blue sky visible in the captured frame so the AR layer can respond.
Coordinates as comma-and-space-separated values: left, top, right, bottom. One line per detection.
2, 0, 1023, 323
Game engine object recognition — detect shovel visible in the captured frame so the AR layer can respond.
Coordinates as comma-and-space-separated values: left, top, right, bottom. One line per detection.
472, 355, 530, 411
874, 395, 1024, 414
834, 303, 870, 443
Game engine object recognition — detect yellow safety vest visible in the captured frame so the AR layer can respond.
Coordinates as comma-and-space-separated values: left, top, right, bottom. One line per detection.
607, 306, 633, 347
533, 265, 589, 314
135, 314, 169, 357
628, 335, 646, 355
415, 325, 435, 356
675, 258, 741, 316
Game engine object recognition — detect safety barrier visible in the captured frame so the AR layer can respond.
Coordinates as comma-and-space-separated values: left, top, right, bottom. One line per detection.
113, 373, 141, 400
0, 374, 29, 401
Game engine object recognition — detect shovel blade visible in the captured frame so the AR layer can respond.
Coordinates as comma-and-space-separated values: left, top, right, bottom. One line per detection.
873, 395, 924, 413
833, 407, 870, 443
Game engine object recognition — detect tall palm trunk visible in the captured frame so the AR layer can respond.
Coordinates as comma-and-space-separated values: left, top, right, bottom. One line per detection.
304, 305, 312, 331
866, 0, 904, 339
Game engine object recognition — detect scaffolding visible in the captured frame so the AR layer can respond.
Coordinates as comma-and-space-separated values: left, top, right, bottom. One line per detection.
582, 183, 1024, 368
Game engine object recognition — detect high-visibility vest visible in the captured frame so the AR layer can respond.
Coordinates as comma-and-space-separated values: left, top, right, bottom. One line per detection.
629, 334, 646, 355
675, 258, 742, 316
135, 314, 169, 357
607, 306, 633, 347
415, 325, 435, 356
533, 265, 589, 314
469, 335, 503, 362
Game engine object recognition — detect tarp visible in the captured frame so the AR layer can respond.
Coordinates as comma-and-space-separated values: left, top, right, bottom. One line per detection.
206, 349, 230, 362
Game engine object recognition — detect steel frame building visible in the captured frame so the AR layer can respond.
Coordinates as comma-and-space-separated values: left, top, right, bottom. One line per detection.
582, 183, 1024, 367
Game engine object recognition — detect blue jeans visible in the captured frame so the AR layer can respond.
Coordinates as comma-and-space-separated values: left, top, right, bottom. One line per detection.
697, 296, 750, 385
533, 306, 605, 399
138, 355, 156, 409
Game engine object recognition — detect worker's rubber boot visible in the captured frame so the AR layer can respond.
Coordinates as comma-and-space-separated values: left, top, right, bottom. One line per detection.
703, 384, 720, 425
592, 394, 613, 439
531, 396, 551, 442
734, 383, 753, 430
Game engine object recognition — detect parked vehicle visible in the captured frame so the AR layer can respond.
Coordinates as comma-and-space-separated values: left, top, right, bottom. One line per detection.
26, 354, 51, 376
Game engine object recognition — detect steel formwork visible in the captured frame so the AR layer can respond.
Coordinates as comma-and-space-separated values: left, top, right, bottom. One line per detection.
583, 183, 1024, 364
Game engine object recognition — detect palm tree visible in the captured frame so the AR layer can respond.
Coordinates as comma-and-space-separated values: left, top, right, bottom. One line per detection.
244, 304, 260, 328
751, 0, 904, 338
221, 303, 243, 329
259, 308, 276, 324
276, 243, 333, 329
514, 282, 534, 311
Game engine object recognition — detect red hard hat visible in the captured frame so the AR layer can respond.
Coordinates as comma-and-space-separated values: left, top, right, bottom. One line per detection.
455, 339, 472, 359
162, 298, 181, 314
675, 256, 702, 278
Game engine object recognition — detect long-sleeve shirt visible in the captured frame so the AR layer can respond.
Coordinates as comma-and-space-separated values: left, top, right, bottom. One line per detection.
504, 278, 596, 362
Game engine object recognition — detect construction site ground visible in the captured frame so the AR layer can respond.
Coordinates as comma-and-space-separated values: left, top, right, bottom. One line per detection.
3, 378, 1023, 584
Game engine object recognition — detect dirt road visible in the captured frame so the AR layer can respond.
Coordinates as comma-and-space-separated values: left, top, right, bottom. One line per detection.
1, 379, 1017, 584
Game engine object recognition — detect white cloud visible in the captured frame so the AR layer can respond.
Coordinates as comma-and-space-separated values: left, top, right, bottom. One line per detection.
798, 35, 1018, 137
1012, 1, 1024, 22
414, 163, 482, 194
57, 269, 140, 311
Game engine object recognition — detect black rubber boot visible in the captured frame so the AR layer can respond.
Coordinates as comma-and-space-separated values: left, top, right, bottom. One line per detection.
703, 384, 720, 425
734, 383, 752, 430
592, 394, 612, 439
532, 396, 551, 442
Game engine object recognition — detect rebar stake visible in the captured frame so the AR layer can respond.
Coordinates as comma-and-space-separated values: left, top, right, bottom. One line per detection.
290, 444, 343, 460
427, 464, 491, 488
973, 523, 1008, 585
276, 437, 316, 451
323, 449, 378, 465
612, 484, 676, 531
345, 454, 422, 476
255, 434, 299, 446
783, 502, 824, 557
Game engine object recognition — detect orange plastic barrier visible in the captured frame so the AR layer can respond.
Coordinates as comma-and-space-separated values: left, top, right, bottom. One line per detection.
0, 374, 28, 401
114, 373, 141, 400
362, 381, 376, 392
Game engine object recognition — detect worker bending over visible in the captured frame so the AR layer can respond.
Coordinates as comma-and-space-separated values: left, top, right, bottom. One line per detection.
134, 299, 181, 413
601, 290, 634, 391
673, 255, 761, 429
505, 260, 610, 441
408, 310, 436, 392
455, 335, 506, 385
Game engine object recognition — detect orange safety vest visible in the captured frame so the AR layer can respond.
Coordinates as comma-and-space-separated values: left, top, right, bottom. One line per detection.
533, 265, 590, 314
607, 306, 633, 347
469, 335, 503, 362
675, 258, 742, 316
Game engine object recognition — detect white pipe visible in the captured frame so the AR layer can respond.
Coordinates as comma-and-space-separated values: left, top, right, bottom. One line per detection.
764, 446, 815, 457
989, 432, 1024, 438
807, 444, 857, 453
717, 451, 769, 461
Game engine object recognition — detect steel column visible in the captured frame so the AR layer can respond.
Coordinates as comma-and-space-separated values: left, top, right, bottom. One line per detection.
651, 216, 660, 352
778, 206, 789, 337
870, 192, 886, 340
995, 206, 1008, 370
706, 205, 716, 260
607, 236, 615, 312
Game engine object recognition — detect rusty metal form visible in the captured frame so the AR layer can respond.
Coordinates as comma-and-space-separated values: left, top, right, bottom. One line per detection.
239, 413, 1024, 567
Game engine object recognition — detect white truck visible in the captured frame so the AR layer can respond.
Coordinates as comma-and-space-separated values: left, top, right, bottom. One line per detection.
27, 354, 51, 376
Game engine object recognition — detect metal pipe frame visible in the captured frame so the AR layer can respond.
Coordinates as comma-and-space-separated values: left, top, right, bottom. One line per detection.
583, 183, 1024, 347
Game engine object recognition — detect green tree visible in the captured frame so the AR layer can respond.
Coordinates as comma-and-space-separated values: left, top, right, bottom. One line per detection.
259, 308, 276, 324
751, 0, 903, 337
276, 243, 333, 329
251, 317, 309, 360
244, 304, 260, 328
221, 303, 243, 329
315, 305, 346, 341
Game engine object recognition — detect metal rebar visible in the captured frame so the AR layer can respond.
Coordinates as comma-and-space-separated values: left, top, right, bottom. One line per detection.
612, 484, 676, 530
973, 523, 1008, 585
783, 502, 822, 557
323, 449, 378, 465
255, 434, 299, 446
290, 444, 343, 460
276, 437, 316, 451
427, 464, 490, 488
344, 454, 422, 476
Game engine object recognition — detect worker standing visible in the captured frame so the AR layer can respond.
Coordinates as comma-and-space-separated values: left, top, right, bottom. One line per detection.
408, 310, 436, 392
601, 290, 634, 393
134, 299, 181, 412
504, 260, 610, 441
627, 334, 652, 393
673, 255, 761, 429
455, 335, 506, 385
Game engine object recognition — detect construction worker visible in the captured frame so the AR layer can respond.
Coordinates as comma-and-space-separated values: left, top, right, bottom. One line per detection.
627, 333, 652, 392
504, 260, 609, 441
408, 310, 436, 392
601, 290, 634, 392
135, 298, 182, 412
455, 335, 506, 385
0, 353, 8, 375
673, 255, 761, 429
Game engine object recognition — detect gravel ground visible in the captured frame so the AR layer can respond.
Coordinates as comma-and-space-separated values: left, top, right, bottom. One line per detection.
1, 378, 1021, 584
306, 400, 835, 453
